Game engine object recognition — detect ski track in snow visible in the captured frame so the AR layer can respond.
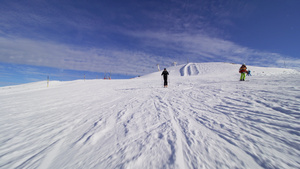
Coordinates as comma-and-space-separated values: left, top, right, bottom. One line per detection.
0, 63, 299, 169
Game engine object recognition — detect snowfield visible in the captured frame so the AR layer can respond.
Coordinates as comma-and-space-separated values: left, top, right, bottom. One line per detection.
0, 62, 299, 169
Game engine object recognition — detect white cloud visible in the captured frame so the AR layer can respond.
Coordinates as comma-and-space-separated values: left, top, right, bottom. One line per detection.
124, 30, 298, 69
0, 36, 171, 75
1, 31, 298, 78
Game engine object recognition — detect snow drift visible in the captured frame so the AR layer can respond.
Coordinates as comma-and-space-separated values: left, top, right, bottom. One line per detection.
0, 62, 299, 169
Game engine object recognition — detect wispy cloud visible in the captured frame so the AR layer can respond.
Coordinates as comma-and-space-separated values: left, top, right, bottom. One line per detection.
125, 30, 297, 68
0, 36, 170, 75
1, 30, 297, 78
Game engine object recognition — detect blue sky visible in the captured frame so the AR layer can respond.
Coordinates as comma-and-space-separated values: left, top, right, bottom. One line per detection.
0, 0, 299, 86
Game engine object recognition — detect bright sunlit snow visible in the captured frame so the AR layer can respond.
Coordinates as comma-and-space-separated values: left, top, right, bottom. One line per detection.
0, 62, 299, 169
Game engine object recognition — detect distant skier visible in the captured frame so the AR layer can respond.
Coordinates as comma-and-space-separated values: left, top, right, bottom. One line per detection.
247, 70, 252, 76
161, 68, 169, 88
239, 63, 248, 81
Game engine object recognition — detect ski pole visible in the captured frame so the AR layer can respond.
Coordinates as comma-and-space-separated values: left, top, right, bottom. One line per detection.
169, 71, 171, 86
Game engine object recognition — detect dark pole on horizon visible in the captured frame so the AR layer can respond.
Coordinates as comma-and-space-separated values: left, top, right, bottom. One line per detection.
47, 76, 49, 87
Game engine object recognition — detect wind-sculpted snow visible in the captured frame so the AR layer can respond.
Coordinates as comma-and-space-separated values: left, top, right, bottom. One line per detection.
0, 63, 299, 169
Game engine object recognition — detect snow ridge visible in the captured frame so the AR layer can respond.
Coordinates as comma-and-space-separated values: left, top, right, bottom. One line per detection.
180, 63, 201, 76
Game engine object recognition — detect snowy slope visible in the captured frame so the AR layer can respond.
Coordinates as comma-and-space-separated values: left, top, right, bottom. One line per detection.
0, 62, 299, 169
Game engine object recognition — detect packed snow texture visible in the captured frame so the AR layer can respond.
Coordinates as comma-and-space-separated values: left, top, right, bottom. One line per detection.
0, 62, 299, 169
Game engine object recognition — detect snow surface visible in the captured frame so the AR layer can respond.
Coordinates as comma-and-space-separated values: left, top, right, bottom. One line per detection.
0, 62, 299, 169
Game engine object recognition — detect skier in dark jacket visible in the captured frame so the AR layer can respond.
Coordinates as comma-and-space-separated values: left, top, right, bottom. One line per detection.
161, 68, 169, 88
